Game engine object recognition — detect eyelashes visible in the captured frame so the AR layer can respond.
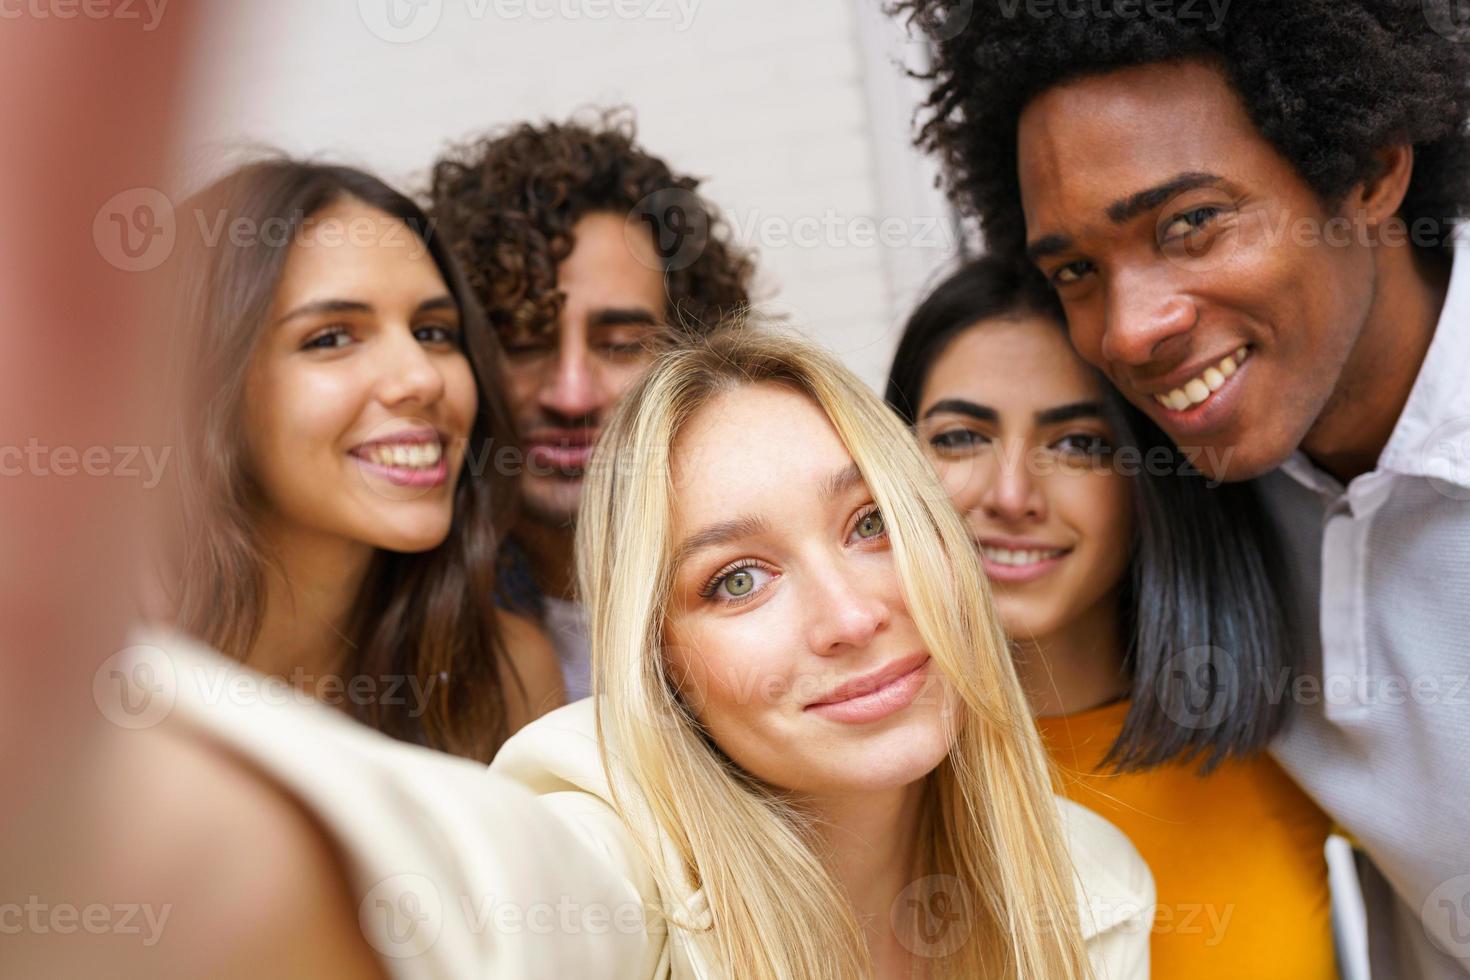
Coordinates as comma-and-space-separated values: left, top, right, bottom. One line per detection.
694, 505, 889, 607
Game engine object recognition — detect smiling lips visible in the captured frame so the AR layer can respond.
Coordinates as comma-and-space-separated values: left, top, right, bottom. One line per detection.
1150, 346, 1251, 413
805, 653, 931, 725
976, 539, 1072, 584
349, 430, 449, 487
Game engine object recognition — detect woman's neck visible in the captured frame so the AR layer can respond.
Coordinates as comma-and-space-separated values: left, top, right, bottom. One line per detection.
809, 782, 926, 980
246, 518, 374, 691
1012, 591, 1129, 718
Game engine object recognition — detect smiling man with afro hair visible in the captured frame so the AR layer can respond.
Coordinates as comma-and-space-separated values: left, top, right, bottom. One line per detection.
900, 2, 1470, 976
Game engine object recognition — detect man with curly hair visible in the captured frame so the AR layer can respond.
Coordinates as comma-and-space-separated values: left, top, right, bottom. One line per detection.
429, 113, 753, 701
902, 1, 1470, 975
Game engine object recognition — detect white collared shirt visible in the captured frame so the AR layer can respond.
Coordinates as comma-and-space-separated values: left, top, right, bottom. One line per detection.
1261, 247, 1470, 978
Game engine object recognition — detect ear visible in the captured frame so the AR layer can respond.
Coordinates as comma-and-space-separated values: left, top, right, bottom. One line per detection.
1344, 144, 1415, 228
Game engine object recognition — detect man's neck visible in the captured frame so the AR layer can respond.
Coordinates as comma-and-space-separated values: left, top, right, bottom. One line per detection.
1301, 245, 1452, 483
515, 518, 578, 601
1012, 591, 1128, 719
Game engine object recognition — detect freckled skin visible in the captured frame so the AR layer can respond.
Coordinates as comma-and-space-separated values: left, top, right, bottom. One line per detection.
1017, 59, 1418, 482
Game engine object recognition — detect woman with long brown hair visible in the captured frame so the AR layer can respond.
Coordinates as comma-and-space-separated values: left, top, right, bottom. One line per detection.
160, 159, 562, 759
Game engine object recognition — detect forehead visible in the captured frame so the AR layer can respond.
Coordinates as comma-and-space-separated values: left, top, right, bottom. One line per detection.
922, 319, 1103, 416
558, 211, 665, 301
670, 383, 852, 532
1016, 60, 1265, 229
272, 199, 445, 307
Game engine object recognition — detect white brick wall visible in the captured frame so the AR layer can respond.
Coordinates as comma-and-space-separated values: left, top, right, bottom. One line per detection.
181, 0, 956, 388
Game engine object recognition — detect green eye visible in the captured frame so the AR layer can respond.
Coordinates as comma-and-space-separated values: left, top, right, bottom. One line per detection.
854, 510, 885, 540
723, 569, 756, 597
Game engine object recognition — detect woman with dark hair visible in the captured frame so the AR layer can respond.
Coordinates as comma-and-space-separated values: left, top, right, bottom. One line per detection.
161, 159, 563, 760
886, 256, 1334, 978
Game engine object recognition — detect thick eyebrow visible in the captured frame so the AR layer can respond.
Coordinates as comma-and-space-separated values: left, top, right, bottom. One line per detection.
1025, 171, 1227, 264
274, 294, 456, 326
416, 295, 458, 317
922, 398, 1102, 427
1026, 234, 1074, 265
274, 298, 372, 326
672, 514, 770, 570
1035, 401, 1104, 426
1105, 171, 1225, 225
922, 398, 998, 424
590, 307, 661, 328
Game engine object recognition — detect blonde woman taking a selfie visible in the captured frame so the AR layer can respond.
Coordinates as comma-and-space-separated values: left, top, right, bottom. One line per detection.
143, 325, 1152, 979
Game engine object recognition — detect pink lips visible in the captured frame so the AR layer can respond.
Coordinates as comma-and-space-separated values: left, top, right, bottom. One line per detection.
804, 653, 931, 725
525, 429, 597, 475
349, 429, 449, 488
975, 538, 1072, 585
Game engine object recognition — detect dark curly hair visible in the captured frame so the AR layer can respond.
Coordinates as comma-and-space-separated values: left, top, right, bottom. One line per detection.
898, 0, 1470, 260
427, 109, 754, 344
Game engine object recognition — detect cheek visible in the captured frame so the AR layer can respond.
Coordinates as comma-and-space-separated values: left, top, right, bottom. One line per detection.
1056, 471, 1134, 571
505, 361, 541, 421
245, 363, 365, 492
665, 613, 789, 730
442, 356, 478, 434
1064, 308, 1108, 369
932, 455, 983, 515
603, 356, 655, 405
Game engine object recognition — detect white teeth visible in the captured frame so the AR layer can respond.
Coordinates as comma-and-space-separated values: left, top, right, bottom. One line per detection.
1155, 347, 1250, 411
980, 546, 1065, 567
365, 441, 442, 469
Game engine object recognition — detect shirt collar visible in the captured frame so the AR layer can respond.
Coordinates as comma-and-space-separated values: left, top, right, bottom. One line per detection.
1376, 241, 1470, 485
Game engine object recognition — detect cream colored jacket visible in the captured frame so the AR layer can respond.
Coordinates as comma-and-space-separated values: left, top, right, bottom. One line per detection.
151, 634, 1153, 979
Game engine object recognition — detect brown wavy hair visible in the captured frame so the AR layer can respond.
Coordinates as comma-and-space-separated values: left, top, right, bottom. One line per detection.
164, 159, 521, 761
426, 109, 754, 344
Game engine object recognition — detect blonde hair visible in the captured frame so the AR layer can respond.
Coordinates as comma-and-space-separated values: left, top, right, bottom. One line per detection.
577, 324, 1092, 979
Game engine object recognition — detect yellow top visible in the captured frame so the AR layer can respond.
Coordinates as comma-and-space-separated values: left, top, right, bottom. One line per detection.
1037, 699, 1335, 980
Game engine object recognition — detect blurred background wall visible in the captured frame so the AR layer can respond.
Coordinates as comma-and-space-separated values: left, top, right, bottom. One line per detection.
179, 0, 965, 388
